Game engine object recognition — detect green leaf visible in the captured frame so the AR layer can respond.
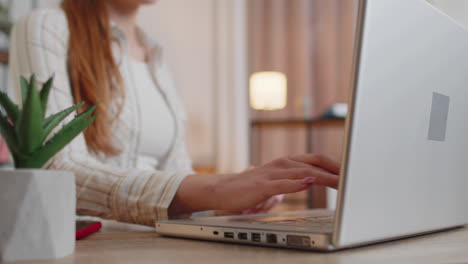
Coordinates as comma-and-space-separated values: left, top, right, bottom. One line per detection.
40, 75, 54, 114
16, 75, 44, 154
43, 102, 85, 139
0, 91, 20, 123
17, 108, 97, 168
20, 76, 29, 105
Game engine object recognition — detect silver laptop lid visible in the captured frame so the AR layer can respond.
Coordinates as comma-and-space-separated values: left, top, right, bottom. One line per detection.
334, 0, 468, 247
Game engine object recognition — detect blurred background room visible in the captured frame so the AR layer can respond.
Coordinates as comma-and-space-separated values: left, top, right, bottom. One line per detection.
1, 0, 466, 213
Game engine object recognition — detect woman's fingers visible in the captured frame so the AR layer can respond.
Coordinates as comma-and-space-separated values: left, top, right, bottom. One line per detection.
270, 158, 333, 176
215, 209, 243, 216
265, 179, 313, 196
311, 173, 339, 189
267, 168, 339, 189
288, 154, 340, 174
242, 195, 285, 215
256, 194, 284, 211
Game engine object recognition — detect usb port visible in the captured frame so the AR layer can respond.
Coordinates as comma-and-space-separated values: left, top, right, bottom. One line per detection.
238, 233, 248, 240
224, 232, 234, 239
251, 233, 261, 242
266, 233, 277, 244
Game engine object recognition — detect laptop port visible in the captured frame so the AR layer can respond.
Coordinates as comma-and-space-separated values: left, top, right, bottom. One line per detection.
213, 231, 219, 236
286, 235, 311, 248
238, 233, 248, 240
224, 232, 234, 239
251, 233, 261, 242
266, 233, 277, 244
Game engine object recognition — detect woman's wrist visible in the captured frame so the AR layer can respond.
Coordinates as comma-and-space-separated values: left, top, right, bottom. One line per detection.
168, 173, 224, 217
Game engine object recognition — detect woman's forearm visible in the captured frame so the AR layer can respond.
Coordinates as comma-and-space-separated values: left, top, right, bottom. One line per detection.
168, 173, 222, 217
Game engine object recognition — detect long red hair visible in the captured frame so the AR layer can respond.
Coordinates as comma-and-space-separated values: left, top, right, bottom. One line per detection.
61, 0, 124, 156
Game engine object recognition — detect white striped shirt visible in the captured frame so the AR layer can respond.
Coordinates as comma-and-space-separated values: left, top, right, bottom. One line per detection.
9, 8, 194, 226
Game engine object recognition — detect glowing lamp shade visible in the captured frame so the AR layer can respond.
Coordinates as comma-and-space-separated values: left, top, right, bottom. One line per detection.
249, 71, 287, 110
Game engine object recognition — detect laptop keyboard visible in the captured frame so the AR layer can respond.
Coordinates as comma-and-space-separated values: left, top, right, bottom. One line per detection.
253, 215, 334, 228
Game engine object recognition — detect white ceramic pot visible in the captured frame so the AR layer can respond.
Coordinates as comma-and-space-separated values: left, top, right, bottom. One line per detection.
0, 169, 75, 262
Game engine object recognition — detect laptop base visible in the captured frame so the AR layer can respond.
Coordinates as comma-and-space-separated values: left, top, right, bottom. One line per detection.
156, 209, 334, 251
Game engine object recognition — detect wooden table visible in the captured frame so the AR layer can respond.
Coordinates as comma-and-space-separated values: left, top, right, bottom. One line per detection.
10, 221, 468, 264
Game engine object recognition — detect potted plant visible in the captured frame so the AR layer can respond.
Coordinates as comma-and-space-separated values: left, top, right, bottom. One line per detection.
0, 75, 96, 262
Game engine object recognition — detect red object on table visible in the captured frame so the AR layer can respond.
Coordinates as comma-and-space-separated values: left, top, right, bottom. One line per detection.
0, 137, 10, 164
76, 221, 102, 240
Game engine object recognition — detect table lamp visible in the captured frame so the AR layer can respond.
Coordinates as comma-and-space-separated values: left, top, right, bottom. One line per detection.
249, 71, 287, 110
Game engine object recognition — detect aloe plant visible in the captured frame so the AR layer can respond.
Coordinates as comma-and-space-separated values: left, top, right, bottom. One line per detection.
0, 75, 97, 168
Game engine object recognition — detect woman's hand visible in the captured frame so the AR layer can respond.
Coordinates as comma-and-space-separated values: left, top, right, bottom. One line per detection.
213, 195, 285, 216
215, 167, 285, 216
168, 153, 340, 217
244, 194, 285, 214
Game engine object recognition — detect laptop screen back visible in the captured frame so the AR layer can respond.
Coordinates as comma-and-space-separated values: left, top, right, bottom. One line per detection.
334, 0, 468, 247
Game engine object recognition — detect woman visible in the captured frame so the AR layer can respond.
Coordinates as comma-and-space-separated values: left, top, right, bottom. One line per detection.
9, 0, 340, 226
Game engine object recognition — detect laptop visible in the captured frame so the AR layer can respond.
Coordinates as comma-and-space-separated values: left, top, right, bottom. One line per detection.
156, 0, 468, 251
